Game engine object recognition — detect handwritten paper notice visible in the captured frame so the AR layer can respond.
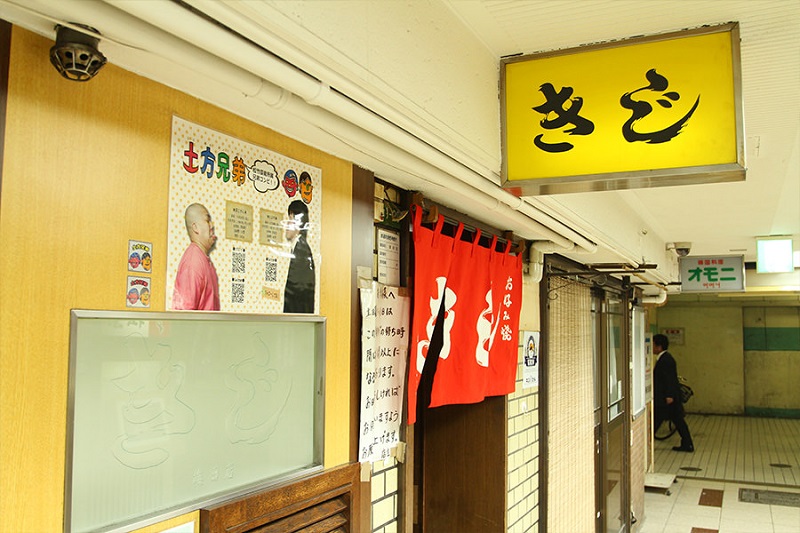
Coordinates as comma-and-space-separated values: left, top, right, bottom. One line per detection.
358, 281, 410, 463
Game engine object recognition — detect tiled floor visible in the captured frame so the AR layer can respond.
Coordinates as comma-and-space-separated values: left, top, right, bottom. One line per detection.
640, 415, 800, 533
654, 415, 800, 486
639, 478, 800, 533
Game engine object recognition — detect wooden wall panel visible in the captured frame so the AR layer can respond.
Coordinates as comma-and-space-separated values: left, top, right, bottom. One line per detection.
0, 19, 9, 192
350, 166, 375, 533
350, 166, 375, 462
0, 26, 352, 532
200, 464, 361, 533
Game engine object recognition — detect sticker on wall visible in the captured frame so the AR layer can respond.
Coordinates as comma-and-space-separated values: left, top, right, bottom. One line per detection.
128, 240, 153, 273
522, 331, 540, 389
126, 276, 151, 308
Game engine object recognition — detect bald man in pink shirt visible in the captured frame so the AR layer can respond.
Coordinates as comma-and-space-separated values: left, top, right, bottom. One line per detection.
172, 203, 220, 311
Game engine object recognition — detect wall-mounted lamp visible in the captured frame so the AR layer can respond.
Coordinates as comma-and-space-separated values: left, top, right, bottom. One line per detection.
49, 24, 106, 82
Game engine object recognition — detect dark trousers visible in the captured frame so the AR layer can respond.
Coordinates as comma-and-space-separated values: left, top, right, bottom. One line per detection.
654, 402, 694, 448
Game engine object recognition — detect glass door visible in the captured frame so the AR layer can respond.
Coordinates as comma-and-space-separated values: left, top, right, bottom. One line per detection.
603, 295, 629, 533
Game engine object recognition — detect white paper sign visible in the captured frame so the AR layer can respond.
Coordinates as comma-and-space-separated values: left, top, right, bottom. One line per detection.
522, 331, 540, 389
358, 281, 410, 463
377, 228, 400, 286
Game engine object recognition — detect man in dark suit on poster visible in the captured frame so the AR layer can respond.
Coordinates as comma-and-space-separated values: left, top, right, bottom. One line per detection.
283, 199, 315, 313
653, 333, 694, 452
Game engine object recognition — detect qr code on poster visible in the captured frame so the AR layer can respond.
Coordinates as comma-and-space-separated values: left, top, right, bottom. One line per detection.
232, 248, 246, 274
264, 257, 277, 283
231, 280, 245, 303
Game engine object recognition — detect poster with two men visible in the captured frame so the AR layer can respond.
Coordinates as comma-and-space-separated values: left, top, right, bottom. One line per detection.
166, 116, 321, 314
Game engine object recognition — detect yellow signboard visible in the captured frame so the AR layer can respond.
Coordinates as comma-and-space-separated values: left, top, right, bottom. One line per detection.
501, 23, 745, 195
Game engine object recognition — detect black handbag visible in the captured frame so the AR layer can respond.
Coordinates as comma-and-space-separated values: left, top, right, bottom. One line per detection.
679, 377, 694, 403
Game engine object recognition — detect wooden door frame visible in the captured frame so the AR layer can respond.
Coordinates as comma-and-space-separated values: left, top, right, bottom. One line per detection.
1, 20, 11, 198
351, 170, 415, 533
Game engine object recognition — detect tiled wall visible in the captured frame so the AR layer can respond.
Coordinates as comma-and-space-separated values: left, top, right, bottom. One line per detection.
368, 180, 403, 533
630, 413, 647, 525
507, 348, 540, 533
370, 458, 400, 533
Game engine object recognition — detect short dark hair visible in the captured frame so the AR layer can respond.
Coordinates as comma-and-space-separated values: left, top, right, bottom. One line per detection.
287, 199, 310, 234
653, 333, 669, 350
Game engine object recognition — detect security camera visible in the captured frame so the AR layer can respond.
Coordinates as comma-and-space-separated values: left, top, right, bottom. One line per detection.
667, 242, 692, 257
49, 24, 107, 82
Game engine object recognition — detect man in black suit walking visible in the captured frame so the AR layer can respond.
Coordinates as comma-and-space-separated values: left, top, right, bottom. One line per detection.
653, 333, 694, 452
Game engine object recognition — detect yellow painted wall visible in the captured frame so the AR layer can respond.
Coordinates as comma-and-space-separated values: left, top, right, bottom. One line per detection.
655, 305, 744, 414
742, 306, 800, 411
0, 27, 352, 532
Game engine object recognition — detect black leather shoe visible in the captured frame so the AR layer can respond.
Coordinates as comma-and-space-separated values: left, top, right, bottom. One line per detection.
672, 446, 694, 452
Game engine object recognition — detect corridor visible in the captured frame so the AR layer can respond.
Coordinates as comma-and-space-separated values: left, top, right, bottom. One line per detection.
641, 415, 800, 533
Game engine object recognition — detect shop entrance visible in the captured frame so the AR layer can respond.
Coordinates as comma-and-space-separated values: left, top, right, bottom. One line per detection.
411, 259, 506, 533
543, 256, 632, 532
409, 207, 515, 533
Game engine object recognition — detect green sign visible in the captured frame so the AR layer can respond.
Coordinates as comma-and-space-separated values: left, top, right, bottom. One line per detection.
679, 256, 745, 292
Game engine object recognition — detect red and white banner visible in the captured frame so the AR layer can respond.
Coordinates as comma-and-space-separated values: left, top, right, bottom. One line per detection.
429, 228, 492, 407
407, 207, 457, 424
407, 205, 524, 422
485, 242, 523, 397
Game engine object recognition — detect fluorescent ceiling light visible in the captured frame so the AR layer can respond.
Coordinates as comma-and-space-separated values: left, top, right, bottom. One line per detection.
756, 237, 794, 273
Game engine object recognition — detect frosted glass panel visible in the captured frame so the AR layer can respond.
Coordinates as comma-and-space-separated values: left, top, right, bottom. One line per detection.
66, 311, 325, 533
